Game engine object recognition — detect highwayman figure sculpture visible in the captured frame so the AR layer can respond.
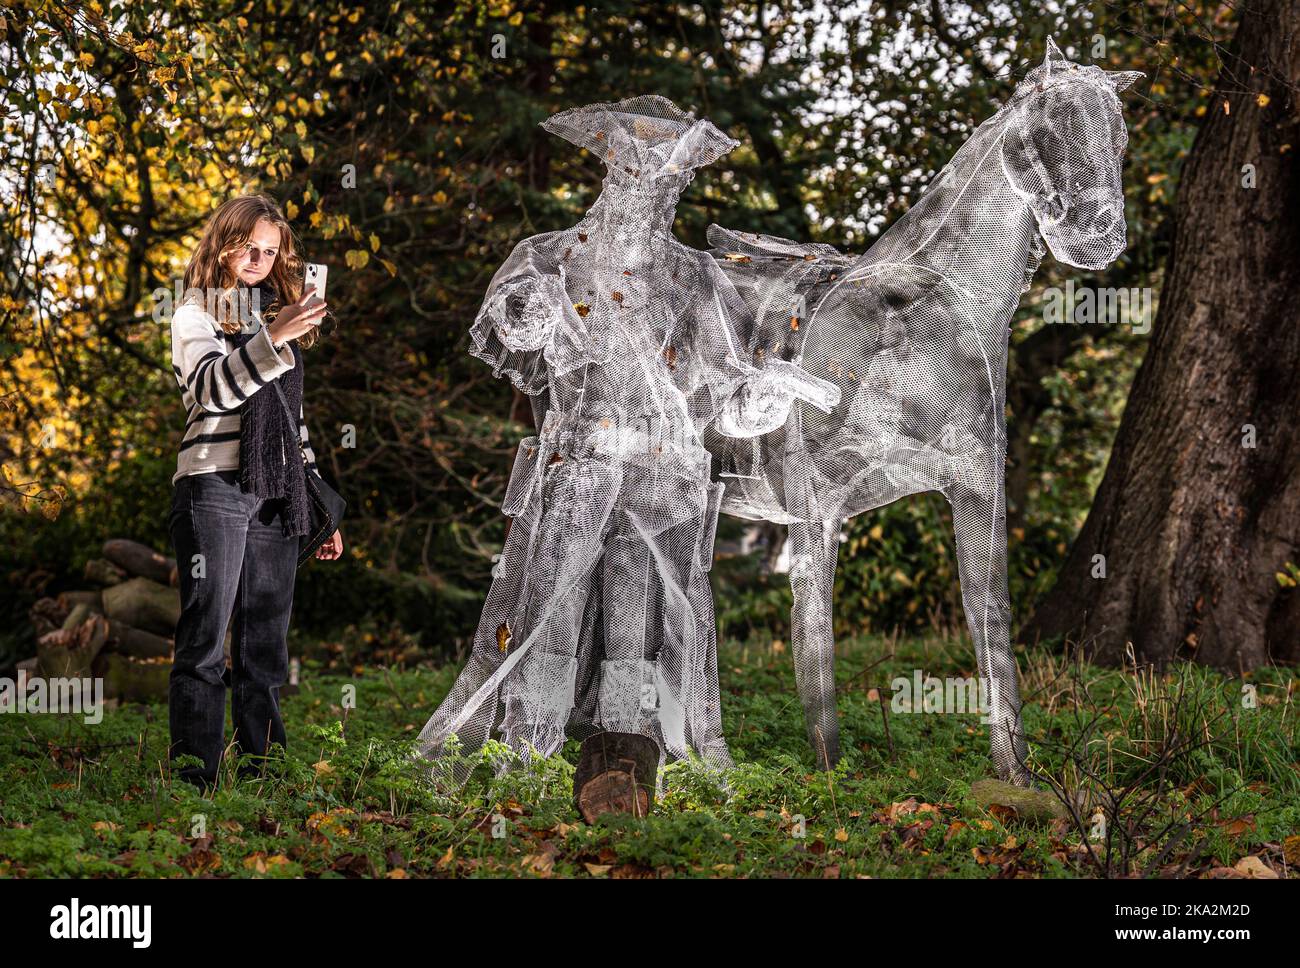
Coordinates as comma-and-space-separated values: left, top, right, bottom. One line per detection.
414, 96, 839, 797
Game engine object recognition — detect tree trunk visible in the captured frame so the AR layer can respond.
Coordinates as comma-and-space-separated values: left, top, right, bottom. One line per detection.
102, 538, 178, 586
84, 557, 127, 586
38, 613, 109, 679
106, 621, 174, 659
94, 652, 173, 702
1023, 0, 1300, 668
101, 577, 181, 636
573, 731, 659, 822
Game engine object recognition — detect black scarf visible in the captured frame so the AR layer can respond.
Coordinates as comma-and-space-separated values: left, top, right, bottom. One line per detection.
228, 282, 311, 538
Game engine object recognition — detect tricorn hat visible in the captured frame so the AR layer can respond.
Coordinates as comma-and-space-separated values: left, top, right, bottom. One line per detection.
541, 94, 739, 179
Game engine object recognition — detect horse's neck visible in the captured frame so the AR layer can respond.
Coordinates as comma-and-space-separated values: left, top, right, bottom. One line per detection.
897, 145, 1041, 311
802, 126, 1044, 365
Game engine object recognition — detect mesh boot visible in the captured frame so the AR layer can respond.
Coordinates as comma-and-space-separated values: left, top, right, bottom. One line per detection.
500, 649, 578, 764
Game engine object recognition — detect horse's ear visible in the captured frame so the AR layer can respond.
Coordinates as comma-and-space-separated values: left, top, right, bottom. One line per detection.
1106, 70, 1144, 92
1043, 36, 1069, 73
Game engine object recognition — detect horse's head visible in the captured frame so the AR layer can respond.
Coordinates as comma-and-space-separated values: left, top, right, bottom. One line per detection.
1000, 38, 1142, 270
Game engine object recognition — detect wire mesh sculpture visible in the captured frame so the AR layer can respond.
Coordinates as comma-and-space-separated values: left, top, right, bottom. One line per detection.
705, 40, 1142, 785
413, 95, 838, 787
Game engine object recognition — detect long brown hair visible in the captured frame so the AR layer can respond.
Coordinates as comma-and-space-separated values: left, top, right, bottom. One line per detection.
181, 194, 320, 349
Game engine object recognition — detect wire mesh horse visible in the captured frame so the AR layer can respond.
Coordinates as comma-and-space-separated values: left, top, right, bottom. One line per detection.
706, 40, 1142, 786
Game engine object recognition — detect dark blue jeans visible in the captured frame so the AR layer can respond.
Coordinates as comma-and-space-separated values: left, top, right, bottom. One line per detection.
167, 469, 298, 789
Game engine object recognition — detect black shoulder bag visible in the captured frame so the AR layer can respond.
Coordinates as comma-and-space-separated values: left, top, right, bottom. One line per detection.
269, 380, 347, 567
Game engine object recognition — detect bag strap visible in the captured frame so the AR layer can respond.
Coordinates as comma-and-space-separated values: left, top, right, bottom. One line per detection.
268, 378, 309, 466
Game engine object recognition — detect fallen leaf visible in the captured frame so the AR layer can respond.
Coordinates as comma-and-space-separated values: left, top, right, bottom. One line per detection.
1220, 816, 1255, 837
1234, 855, 1277, 879
1202, 866, 1244, 879
522, 845, 557, 877
243, 852, 268, 874
886, 798, 919, 822
989, 803, 1019, 824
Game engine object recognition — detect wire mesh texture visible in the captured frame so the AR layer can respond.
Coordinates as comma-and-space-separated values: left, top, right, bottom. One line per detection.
414, 41, 1141, 793
705, 39, 1141, 785
413, 95, 838, 789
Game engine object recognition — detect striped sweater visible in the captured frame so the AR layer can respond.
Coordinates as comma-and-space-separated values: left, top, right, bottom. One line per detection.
170, 299, 318, 485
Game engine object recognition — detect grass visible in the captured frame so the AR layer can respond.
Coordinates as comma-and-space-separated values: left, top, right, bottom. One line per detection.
1, 632, 1296, 878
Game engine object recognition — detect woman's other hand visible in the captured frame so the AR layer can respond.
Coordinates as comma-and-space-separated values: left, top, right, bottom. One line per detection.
315, 529, 344, 561
267, 286, 328, 346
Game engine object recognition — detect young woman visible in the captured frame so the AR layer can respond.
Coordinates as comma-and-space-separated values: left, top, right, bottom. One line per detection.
167, 194, 339, 791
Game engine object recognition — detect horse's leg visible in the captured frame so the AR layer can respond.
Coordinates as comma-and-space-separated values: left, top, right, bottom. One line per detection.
787, 518, 842, 770
945, 480, 1034, 787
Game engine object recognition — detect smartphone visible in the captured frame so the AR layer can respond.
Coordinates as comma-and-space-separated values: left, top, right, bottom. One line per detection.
303, 263, 328, 304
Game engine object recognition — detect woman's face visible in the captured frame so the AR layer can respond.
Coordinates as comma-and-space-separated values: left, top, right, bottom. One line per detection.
230, 217, 281, 286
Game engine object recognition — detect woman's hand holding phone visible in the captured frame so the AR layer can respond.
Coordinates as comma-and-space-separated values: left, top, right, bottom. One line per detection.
267, 286, 328, 346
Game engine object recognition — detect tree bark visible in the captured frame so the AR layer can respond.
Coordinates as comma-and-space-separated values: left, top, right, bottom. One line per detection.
573, 731, 658, 821
101, 577, 181, 637
102, 538, 178, 586
1023, 0, 1300, 668
106, 621, 174, 660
